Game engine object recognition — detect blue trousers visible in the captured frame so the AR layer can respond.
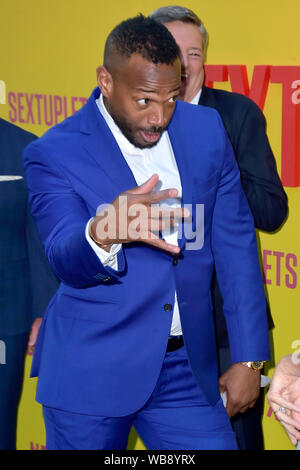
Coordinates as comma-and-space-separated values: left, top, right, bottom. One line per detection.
0, 332, 28, 450
43, 345, 238, 450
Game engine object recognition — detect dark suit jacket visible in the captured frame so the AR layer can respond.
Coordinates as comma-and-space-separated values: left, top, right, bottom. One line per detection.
0, 118, 59, 336
199, 86, 288, 350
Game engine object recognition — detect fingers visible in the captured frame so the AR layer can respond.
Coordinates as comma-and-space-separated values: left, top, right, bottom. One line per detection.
150, 205, 189, 219
281, 422, 300, 445
277, 410, 300, 430
26, 343, 34, 355
127, 205, 189, 236
102, 177, 190, 248
149, 218, 175, 233
127, 208, 188, 236
248, 399, 257, 409
236, 405, 248, 414
126, 175, 179, 203
287, 433, 298, 446
149, 207, 190, 233
148, 188, 179, 203
27, 332, 35, 355
130, 205, 189, 224
144, 232, 181, 254
226, 400, 241, 417
268, 392, 300, 446
27, 321, 40, 353
226, 397, 258, 416
268, 393, 300, 413
127, 188, 179, 205
128, 174, 160, 195
270, 401, 300, 445
127, 219, 175, 238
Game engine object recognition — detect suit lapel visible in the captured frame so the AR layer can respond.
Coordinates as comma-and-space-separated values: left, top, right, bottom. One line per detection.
168, 103, 193, 250
199, 86, 217, 108
80, 89, 137, 198
80, 92, 194, 250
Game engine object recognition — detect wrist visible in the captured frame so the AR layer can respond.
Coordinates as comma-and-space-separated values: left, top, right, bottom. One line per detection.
89, 218, 113, 252
239, 361, 266, 372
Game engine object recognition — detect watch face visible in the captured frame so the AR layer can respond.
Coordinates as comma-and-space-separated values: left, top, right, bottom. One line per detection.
252, 361, 263, 370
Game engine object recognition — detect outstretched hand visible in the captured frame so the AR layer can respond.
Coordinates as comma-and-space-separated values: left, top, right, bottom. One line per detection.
90, 174, 189, 253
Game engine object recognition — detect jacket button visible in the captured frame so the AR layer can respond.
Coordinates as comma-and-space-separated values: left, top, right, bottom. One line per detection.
173, 257, 178, 266
164, 304, 173, 312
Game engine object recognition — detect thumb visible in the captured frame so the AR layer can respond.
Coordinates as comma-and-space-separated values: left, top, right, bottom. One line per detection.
128, 174, 159, 195
28, 318, 42, 346
28, 327, 37, 346
219, 375, 226, 394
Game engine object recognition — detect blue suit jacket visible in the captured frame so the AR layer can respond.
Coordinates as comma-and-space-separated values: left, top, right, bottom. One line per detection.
0, 119, 59, 336
199, 87, 288, 351
23, 88, 270, 417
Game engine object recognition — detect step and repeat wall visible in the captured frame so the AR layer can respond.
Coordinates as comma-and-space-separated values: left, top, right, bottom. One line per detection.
0, 0, 299, 450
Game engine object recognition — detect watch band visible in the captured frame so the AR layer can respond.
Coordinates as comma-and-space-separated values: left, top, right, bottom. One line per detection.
240, 361, 265, 371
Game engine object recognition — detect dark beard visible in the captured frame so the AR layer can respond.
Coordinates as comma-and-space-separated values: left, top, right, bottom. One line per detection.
108, 107, 165, 149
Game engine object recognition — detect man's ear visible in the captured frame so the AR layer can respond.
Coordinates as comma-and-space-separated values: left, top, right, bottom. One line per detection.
97, 66, 113, 98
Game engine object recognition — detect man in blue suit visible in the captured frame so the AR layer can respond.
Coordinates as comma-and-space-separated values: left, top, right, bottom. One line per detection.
23, 15, 270, 450
149, 5, 288, 450
0, 118, 59, 449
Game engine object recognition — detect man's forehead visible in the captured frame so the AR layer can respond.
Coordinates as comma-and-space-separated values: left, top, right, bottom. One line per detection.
165, 21, 204, 48
118, 54, 181, 88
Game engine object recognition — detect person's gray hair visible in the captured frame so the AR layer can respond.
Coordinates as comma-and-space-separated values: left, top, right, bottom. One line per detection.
149, 6, 208, 54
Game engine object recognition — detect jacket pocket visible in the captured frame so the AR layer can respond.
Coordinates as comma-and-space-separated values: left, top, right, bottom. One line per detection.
55, 292, 120, 324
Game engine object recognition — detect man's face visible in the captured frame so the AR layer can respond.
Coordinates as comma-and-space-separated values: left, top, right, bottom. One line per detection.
164, 21, 205, 102
98, 53, 181, 149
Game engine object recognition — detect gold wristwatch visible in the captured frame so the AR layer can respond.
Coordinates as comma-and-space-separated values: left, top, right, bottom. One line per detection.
240, 361, 265, 371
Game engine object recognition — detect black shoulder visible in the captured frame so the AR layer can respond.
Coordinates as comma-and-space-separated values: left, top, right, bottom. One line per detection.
205, 87, 263, 116
0, 118, 37, 145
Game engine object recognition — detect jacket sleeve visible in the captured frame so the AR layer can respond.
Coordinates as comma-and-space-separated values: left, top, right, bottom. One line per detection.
26, 205, 60, 318
211, 115, 270, 362
233, 99, 288, 232
23, 141, 126, 289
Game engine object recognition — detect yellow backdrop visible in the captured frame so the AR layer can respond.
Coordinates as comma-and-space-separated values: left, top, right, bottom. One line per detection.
0, 0, 299, 450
